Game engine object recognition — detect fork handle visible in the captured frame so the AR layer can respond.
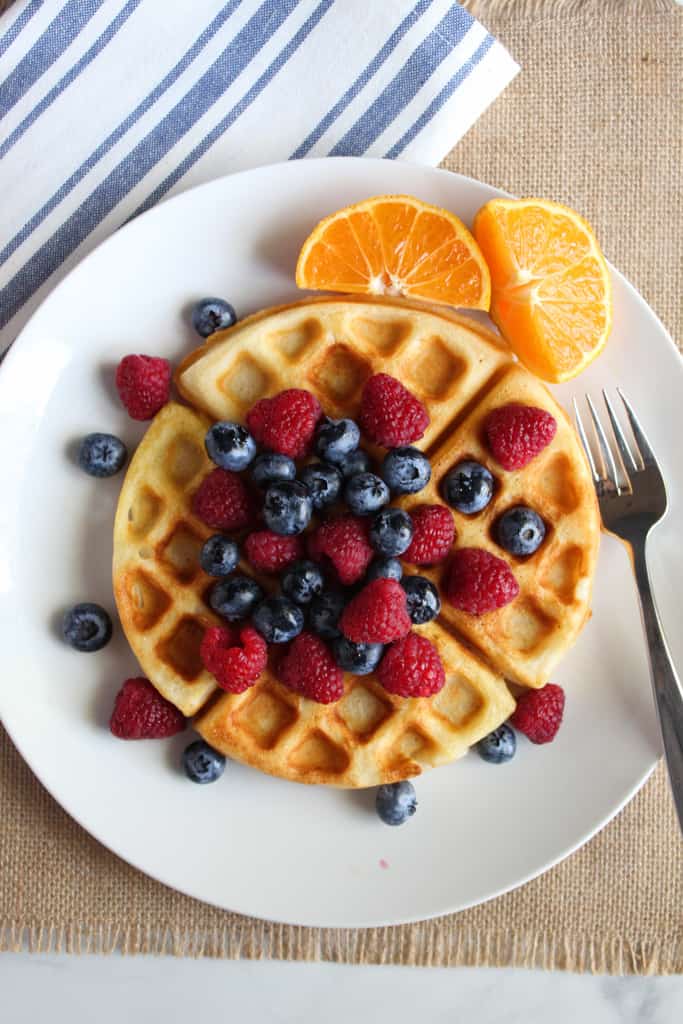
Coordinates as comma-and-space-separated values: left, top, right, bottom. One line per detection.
632, 541, 683, 835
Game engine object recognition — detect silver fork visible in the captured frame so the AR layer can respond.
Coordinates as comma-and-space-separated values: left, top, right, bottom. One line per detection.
574, 390, 683, 835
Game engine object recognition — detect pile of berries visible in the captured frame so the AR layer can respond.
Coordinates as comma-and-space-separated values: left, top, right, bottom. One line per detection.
187, 375, 558, 703
191, 373, 451, 704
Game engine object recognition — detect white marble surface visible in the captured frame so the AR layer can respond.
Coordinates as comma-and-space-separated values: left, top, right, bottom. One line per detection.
1, 955, 682, 1023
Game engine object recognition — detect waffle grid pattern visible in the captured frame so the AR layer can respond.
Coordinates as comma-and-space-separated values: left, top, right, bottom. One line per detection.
113, 297, 599, 785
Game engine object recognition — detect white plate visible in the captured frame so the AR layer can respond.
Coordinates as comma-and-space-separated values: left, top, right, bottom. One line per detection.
0, 158, 680, 928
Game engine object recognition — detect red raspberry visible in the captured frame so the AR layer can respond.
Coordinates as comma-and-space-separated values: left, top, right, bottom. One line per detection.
246, 389, 321, 458
115, 354, 171, 421
485, 403, 557, 471
510, 683, 565, 744
358, 373, 429, 447
277, 632, 344, 704
192, 468, 254, 530
110, 677, 185, 739
306, 515, 374, 585
340, 579, 411, 644
378, 632, 445, 698
445, 547, 519, 615
245, 530, 303, 572
403, 504, 455, 565
200, 625, 267, 693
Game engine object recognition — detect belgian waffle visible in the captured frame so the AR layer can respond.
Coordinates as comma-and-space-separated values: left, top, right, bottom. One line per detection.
113, 399, 514, 785
398, 364, 600, 688
113, 295, 599, 785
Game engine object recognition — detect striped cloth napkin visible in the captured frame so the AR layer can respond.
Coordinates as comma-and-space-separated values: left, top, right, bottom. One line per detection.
0, 0, 518, 353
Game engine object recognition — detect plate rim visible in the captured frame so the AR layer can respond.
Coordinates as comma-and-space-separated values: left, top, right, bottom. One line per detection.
0, 156, 677, 927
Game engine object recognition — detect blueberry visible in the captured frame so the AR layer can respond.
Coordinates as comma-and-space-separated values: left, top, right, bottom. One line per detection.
309, 590, 345, 640
263, 481, 312, 535
376, 781, 417, 826
443, 460, 494, 514
366, 557, 403, 583
476, 724, 517, 764
250, 452, 296, 489
252, 596, 304, 643
281, 559, 325, 605
344, 472, 390, 516
62, 602, 112, 652
191, 297, 237, 337
315, 418, 361, 465
332, 637, 383, 675
496, 506, 546, 557
77, 433, 127, 478
205, 421, 256, 471
381, 447, 431, 495
369, 508, 414, 557
337, 448, 372, 479
209, 575, 263, 621
401, 575, 441, 625
299, 462, 343, 510
200, 535, 239, 577
182, 739, 226, 783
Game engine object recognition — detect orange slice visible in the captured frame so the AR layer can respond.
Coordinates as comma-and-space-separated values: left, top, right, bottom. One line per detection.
295, 194, 490, 311
473, 198, 612, 382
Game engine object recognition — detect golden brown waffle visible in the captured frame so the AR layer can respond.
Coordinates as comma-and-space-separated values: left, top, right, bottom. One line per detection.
398, 365, 600, 688
114, 295, 599, 785
198, 620, 514, 788
175, 295, 512, 452
113, 398, 514, 785
113, 403, 218, 716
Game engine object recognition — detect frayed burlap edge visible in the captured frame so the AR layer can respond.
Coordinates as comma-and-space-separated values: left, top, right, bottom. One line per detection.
0, 921, 680, 974
461, 0, 675, 17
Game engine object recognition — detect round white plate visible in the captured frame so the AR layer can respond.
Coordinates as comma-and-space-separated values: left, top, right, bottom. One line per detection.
0, 158, 680, 928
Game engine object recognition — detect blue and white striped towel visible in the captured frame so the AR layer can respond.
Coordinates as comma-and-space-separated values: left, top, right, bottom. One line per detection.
0, 0, 518, 352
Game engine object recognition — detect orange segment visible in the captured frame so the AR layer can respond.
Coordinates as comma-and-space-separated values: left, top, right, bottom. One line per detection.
473, 198, 612, 382
296, 195, 490, 311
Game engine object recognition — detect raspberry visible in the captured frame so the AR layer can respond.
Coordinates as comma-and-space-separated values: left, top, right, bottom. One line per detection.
403, 504, 455, 565
115, 354, 171, 421
200, 625, 267, 693
485, 403, 557, 471
245, 530, 303, 572
510, 683, 565, 744
246, 389, 321, 458
110, 677, 185, 739
445, 547, 519, 615
192, 468, 254, 531
306, 515, 374, 585
340, 579, 411, 644
358, 373, 429, 447
277, 631, 344, 704
378, 632, 445, 698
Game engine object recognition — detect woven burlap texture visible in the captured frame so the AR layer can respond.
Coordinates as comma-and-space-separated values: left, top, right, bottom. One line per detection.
1, 0, 682, 972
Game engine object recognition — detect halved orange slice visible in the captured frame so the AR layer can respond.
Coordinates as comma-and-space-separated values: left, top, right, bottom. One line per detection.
473, 198, 612, 382
295, 195, 490, 310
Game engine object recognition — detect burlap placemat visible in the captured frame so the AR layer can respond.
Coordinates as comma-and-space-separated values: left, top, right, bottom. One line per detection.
1, 0, 682, 972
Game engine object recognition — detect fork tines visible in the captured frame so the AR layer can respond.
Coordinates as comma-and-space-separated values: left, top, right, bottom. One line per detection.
573, 389, 657, 495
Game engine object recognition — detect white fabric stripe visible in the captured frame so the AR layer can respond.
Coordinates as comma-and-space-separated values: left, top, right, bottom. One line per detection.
0, 1, 321, 315
84, 0, 328, 227
0, 0, 127, 137
0, 0, 518, 353
293, 0, 456, 159
0, 0, 64, 71
0, 2, 254, 273
127, 0, 437, 201
362, 19, 488, 158
398, 39, 520, 165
